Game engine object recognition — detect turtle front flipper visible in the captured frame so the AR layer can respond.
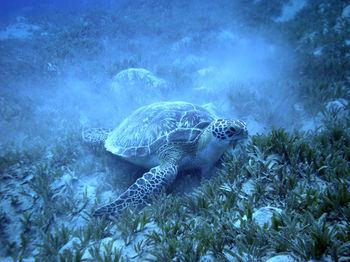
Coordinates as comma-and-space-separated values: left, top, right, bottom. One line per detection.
93, 164, 178, 218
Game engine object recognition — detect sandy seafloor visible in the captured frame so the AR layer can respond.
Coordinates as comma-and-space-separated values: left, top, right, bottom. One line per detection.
0, 0, 349, 261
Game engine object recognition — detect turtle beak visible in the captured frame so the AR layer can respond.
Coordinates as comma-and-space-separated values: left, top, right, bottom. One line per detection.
242, 129, 249, 140
233, 120, 248, 140
241, 125, 248, 139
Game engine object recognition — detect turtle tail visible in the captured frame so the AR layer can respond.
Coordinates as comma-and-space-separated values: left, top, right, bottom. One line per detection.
93, 164, 178, 218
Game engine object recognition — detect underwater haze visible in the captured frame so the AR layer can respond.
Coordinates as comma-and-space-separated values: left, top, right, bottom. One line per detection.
1, 0, 350, 261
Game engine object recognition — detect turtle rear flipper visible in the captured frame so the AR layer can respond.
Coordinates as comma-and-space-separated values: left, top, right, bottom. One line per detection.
93, 164, 178, 218
82, 128, 111, 144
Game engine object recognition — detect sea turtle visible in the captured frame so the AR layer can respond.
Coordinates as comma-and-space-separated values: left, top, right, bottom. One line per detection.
82, 101, 248, 218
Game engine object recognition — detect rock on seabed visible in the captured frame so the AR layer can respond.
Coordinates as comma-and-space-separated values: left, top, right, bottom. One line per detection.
234, 206, 282, 228
110, 68, 168, 107
0, 16, 41, 40
266, 254, 296, 262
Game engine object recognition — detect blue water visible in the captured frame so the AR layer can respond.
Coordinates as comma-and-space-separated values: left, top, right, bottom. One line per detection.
1, 0, 348, 260
0, 0, 115, 22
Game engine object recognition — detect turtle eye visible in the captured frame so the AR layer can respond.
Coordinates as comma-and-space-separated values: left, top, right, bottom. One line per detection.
230, 127, 237, 133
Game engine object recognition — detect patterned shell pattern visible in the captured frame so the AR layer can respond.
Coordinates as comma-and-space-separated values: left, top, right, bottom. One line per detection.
105, 102, 215, 157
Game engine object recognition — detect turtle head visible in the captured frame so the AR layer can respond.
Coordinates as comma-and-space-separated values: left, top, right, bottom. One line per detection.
211, 119, 248, 142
